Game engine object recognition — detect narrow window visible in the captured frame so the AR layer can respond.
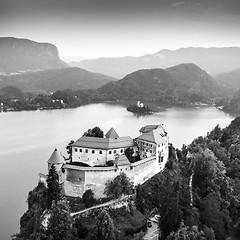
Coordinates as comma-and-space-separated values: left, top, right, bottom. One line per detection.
99, 150, 102, 154
113, 150, 116, 154
120, 149, 123, 153
80, 149, 82, 152
85, 149, 88, 153
109, 150, 112, 154
92, 150, 95, 154
74, 148, 78, 152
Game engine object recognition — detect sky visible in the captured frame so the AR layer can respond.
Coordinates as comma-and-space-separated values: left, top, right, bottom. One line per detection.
1, 0, 240, 59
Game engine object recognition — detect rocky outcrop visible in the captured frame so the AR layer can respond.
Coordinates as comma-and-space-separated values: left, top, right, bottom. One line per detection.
0, 37, 68, 73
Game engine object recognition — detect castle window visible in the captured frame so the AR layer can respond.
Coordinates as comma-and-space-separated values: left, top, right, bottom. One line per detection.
92, 150, 95, 154
74, 148, 78, 152
113, 150, 116, 154
150, 150, 152, 154
130, 166, 133, 170
109, 150, 112, 154
120, 149, 123, 153
99, 150, 102, 154
150, 144, 152, 147
85, 149, 88, 153
80, 149, 82, 152
146, 143, 148, 146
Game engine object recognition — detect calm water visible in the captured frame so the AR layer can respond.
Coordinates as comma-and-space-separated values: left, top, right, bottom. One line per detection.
0, 103, 235, 239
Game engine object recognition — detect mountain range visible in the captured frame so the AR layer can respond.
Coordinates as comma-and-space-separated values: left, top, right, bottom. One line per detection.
71, 47, 240, 78
0, 37, 67, 73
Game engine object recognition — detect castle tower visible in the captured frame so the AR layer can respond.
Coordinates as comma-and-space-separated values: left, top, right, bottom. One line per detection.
105, 127, 119, 138
47, 148, 64, 172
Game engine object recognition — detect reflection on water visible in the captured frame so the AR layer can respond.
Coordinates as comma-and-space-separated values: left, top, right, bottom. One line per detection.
0, 103, 234, 239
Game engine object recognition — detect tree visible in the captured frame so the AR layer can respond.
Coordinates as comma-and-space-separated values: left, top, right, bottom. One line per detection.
13, 182, 48, 240
27, 181, 47, 210
91, 209, 116, 240
82, 189, 95, 208
66, 140, 74, 162
104, 172, 133, 199
167, 221, 206, 240
46, 165, 62, 209
125, 147, 134, 162
47, 199, 74, 240
83, 126, 104, 138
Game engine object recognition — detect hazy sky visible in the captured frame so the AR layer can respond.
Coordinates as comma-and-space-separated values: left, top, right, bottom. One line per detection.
1, 0, 240, 58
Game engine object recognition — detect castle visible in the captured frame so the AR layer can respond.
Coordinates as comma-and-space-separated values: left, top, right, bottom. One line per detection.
41, 124, 169, 198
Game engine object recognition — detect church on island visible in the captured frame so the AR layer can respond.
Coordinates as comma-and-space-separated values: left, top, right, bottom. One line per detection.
40, 124, 169, 198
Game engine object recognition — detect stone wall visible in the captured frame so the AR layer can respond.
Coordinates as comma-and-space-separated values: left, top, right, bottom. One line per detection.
63, 156, 160, 198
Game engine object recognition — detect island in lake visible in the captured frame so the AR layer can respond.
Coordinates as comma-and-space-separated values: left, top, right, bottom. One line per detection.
127, 101, 153, 114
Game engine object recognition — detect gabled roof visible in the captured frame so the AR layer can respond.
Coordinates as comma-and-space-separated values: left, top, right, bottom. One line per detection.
139, 125, 160, 134
136, 129, 168, 144
105, 127, 119, 138
48, 148, 64, 164
114, 154, 131, 166
72, 136, 135, 149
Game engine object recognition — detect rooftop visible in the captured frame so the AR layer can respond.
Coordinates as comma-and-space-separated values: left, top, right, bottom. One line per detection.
48, 148, 64, 164
105, 127, 119, 138
72, 136, 135, 149
136, 129, 168, 144
139, 125, 160, 134
114, 154, 131, 166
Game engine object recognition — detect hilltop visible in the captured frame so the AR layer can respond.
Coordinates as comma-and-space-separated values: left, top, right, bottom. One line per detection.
0, 37, 67, 73
99, 63, 220, 104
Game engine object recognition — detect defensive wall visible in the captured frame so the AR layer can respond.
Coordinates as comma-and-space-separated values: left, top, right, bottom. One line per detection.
62, 156, 160, 198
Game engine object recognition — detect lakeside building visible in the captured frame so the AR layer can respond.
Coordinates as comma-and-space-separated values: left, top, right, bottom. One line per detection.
40, 124, 169, 198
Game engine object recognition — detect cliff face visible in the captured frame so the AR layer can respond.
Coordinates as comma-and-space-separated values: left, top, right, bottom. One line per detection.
0, 37, 68, 73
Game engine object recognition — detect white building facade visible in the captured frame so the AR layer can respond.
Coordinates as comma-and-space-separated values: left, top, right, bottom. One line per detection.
43, 124, 169, 198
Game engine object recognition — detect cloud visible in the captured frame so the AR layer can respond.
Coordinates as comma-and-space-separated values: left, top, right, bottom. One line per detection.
171, 1, 186, 8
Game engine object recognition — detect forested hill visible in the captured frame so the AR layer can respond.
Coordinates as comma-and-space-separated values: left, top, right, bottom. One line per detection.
99, 63, 220, 104
136, 117, 240, 239
215, 67, 240, 93
0, 37, 67, 73
0, 67, 117, 93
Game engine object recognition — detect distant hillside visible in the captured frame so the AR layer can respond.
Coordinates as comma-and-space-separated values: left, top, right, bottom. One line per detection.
0, 86, 25, 99
99, 63, 220, 104
0, 37, 68, 73
71, 47, 240, 78
0, 67, 117, 93
215, 68, 240, 93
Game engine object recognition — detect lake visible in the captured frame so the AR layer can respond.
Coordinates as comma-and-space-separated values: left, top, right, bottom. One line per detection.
0, 103, 235, 239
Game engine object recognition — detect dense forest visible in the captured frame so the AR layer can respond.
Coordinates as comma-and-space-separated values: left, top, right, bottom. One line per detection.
136, 117, 240, 239
14, 117, 240, 239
